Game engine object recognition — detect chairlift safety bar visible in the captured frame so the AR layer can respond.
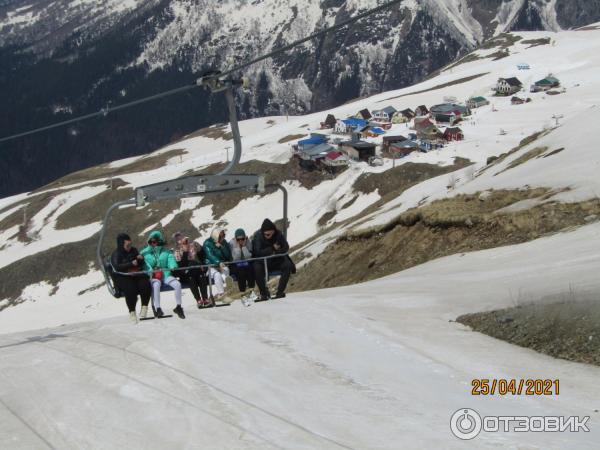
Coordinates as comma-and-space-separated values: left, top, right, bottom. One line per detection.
135, 174, 266, 206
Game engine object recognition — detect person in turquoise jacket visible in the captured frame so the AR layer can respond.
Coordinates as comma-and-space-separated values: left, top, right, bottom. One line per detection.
203, 227, 232, 300
141, 230, 185, 319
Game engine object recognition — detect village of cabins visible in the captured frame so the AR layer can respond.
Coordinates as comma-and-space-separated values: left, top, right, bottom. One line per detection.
292, 73, 562, 171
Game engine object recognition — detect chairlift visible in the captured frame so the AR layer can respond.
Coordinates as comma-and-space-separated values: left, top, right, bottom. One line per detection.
97, 75, 289, 301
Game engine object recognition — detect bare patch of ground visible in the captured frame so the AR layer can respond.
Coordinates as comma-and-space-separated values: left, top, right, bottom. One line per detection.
41, 148, 186, 189
354, 159, 471, 198
480, 33, 523, 50
457, 297, 600, 366
190, 159, 329, 219
278, 134, 307, 144
383, 73, 489, 101
489, 49, 510, 60
184, 124, 233, 141
478, 129, 550, 176
521, 37, 551, 48
55, 187, 136, 230
289, 191, 600, 292
443, 53, 483, 72
496, 146, 549, 174
577, 25, 600, 31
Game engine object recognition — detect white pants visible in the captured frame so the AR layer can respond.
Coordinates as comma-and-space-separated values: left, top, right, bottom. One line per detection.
209, 267, 229, 296
151, 276, 182, 309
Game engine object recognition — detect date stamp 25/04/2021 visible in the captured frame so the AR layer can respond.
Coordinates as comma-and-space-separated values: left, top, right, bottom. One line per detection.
471, 379, 560, 396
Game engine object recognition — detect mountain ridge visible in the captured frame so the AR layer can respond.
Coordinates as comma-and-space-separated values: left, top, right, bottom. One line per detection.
1, 0, 600, 196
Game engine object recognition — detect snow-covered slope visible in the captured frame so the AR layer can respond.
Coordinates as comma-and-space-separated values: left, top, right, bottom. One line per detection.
1, 25, 600, 450
2, 26, 600, 328
1, 218, 599, 449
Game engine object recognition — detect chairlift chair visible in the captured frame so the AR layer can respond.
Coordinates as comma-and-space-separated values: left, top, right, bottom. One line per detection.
97, 75, 289, 300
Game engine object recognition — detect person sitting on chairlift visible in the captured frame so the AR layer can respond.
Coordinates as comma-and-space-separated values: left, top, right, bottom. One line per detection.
172, 232, 211, 308
203, 227, 233, 302
252, 219, 295, 301
228, 228, 256, 299
141, 230, 185, 319
111, 233, 151, 323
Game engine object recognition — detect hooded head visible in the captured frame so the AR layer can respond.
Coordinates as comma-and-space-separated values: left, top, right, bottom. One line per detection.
147, 230, 165, 246
117, 233, 131, 250
211, 227, 226, 242
260, 219, 277, 233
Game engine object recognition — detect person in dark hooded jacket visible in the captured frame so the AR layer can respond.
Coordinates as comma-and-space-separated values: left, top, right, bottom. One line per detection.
251, 219, 295, 300
110, 233, 152, 323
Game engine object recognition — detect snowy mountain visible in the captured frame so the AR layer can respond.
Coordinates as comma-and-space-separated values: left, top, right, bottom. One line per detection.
2, 0, 600, 197
1, 24, 600, 450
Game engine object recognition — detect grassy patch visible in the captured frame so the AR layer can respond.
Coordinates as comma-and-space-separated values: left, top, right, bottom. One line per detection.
480, 33, 522, 50
489, 49, 510, 60
497, 146, 549, 174
478, 130, 550, 176
341, 195, 359, 210
184, 124, 233, 141
354, 159, 472, 197
543, 147, 565, 158
289, 191, 600, 293
55, 186, 135, 230
443, 53, 483, 71
577, 25, 600, 31
188, 159, 327, 220
42, 148, 186, 189
278, 134, 307, 144
318, 210, 337, 227
457, 298, 600, 366
521, 37, 551, 48
383, 73, 489, 101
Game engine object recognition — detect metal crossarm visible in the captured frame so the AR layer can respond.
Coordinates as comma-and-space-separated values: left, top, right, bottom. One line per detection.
135, 174, 265, 206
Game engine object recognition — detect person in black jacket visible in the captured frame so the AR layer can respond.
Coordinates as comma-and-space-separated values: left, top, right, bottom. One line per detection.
251, 219, 295, 300
111, 233, 152, 323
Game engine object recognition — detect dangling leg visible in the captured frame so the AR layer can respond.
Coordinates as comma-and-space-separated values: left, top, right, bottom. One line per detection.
209, 268, 225, 296
151, 279, 163, 317
137, 276, 151, 319
166, 276, 184, 319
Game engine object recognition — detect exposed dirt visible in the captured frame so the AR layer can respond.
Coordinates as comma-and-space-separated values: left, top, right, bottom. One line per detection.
55, 186, 136, 230
288, 191, 600, 292
191, 159, 328, 219
521, 37, 551, 48
497, 146, 549, 174
457, 298, 600, 366
354, 159, 471, 198
183, 124, 233, 141
477, 129, 550, 177
278, 134, 307, 144
40, 148, 187, 189
383, 73, 489, 102
480, 33, 523, 50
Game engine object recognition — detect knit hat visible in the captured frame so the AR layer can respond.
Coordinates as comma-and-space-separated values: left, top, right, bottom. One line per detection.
260, 219, 276, 232
234, 228, 246, 238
